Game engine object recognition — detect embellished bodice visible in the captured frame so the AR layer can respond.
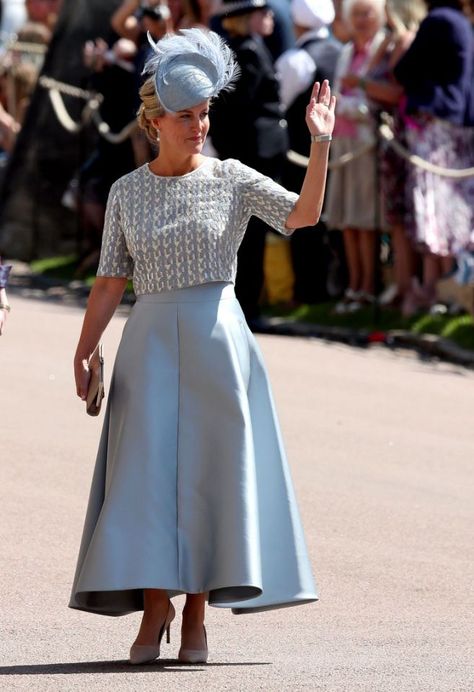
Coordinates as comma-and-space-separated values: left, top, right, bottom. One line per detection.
97, 157, 297, 295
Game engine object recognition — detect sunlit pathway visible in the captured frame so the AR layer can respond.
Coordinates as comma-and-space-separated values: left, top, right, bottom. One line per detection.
1, 296, 473, 691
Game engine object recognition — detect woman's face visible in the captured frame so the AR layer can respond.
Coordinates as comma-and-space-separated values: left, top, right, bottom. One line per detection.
248, 8, 275, 36
348, 0, 382, 41
153, 101, 210, 153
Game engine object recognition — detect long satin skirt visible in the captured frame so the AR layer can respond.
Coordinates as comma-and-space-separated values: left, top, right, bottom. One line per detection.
69, 282, 317, 616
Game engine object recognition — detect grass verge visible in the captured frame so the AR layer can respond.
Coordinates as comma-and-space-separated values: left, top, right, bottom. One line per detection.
265, 302, 474, 352
30, 256, 474, 352
30, 255, 96, 286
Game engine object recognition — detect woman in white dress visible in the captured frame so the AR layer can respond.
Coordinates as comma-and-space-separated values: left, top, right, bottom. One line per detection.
70, 28, 335, 665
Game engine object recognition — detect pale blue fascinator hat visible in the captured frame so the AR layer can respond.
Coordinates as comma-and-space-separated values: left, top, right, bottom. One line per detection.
142, 28, 240, 113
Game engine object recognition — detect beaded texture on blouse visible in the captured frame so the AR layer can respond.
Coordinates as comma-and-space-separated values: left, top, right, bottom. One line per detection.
97, 157, 298, 295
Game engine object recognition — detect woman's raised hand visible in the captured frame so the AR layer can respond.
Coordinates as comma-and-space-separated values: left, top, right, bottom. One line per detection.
305, 80, 336, 137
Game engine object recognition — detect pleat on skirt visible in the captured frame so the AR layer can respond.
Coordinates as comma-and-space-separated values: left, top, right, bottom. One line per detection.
69, 282, 317, 616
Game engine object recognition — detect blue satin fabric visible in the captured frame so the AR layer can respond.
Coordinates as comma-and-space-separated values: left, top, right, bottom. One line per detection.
69, 282, 317, 615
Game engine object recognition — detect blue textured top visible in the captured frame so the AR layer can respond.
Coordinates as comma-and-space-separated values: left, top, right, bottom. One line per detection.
394, 7, 474, 126
97, 157, 298, 295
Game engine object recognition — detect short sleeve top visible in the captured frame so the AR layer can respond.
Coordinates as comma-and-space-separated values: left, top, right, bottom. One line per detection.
97, 157, 297, 295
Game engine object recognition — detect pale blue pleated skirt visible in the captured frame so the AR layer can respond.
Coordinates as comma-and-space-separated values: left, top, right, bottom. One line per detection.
69, 282, 317, 616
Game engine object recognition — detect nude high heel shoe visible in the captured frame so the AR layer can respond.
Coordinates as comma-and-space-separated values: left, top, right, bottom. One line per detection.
178, 624, 208, 664
129, 601, 175, 665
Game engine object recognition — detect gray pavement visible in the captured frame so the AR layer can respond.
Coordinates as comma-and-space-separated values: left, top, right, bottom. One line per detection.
1, 296, 473, 691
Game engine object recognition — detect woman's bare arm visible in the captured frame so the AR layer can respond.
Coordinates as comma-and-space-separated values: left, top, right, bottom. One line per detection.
111, 0, 141, 41
74, 276, 128, 400
285, 80, 336, 229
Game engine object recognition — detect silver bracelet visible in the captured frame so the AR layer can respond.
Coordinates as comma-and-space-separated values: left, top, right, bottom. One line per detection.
311, 134, 332, 143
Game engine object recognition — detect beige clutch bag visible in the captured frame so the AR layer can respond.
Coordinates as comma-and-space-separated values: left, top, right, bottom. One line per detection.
86, 344, 105, 416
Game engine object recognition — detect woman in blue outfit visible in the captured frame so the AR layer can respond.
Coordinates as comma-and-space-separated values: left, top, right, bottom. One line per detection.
70, 28, 335, 665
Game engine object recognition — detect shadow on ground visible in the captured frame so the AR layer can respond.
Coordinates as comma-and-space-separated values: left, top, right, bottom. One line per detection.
0, 660, 271, 675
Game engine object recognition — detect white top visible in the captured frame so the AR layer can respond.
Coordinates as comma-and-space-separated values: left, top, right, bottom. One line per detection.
97, 157, 298, 295
276, 28, 329, 110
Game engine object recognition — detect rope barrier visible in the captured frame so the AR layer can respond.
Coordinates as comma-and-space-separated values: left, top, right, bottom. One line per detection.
379, 123, 474, 179
288, 118, 474, 178
40, 75, 137, 143
90, 109, 138, 144
39, 75, 474, 176
288, 140, 376, 170
4, 40, 47, 55
4, 40, 48, 55
48, 88, 85, 133
39, 75, 97, 101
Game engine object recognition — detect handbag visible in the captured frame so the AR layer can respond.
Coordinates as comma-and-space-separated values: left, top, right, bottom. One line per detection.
86, 343, 105, 416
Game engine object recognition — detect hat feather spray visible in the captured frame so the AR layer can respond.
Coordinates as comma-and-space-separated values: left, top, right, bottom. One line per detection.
142, 29, 240, 112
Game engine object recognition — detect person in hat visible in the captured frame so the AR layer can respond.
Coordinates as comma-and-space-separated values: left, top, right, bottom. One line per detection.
276, 0, 342, 304
276, 0, 339, 110
211, 0, 296, 61
70, 28, 335, 664
210, 0, 290, 325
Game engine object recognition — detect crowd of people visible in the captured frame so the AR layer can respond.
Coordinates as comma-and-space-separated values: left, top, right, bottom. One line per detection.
1, 0, 474, 330
0, 1, 61, 166
0, 1, 62, 332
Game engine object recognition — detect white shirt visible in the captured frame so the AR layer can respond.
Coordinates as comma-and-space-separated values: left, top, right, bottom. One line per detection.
276, 27, 330, 110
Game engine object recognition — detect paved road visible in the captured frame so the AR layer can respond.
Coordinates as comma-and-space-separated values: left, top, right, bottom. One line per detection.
1, 296, 473, 691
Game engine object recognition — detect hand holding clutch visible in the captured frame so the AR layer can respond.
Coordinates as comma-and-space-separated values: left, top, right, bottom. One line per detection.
86, 344, 105, 416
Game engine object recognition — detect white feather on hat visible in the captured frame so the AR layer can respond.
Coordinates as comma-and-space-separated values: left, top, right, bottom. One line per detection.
143, 29, 240, 112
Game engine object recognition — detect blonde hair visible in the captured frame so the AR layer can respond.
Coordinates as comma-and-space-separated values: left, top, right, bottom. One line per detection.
222, 13, 252, 36
137, 77, 166, 143
386, 0, 426, 33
